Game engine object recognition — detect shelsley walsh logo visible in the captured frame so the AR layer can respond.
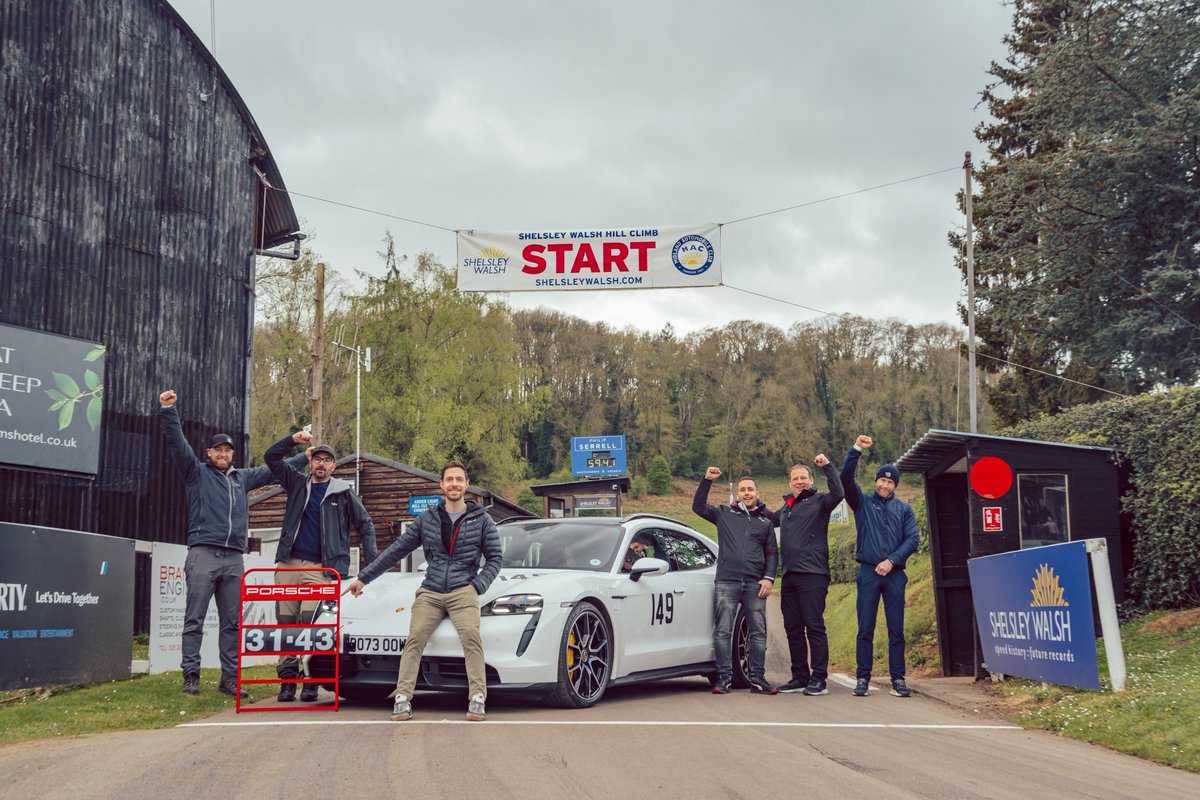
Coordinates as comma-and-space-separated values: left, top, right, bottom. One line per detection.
671, 234, 714, 276
464, 246, 510, 275
1030, 563, 1069, 607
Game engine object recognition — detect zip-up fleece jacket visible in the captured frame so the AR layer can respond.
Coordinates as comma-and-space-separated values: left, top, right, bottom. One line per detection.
355, 500, 503, 595
158, 405, 302, 552
839, 446, 919, 569
264, 434, 379, 579
770, 461, 845, 578
693, 478, 778, 583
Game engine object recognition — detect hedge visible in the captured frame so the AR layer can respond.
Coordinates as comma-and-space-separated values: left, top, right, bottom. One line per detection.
1002, 386, 1200, 609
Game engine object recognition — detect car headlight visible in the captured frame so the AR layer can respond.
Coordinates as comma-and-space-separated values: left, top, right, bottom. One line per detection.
311, 599, 338, 622
483, 593, 544, 616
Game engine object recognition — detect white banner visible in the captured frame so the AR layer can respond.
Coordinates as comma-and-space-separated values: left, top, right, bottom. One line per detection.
457, 224, 722, 292
148, 543, 275, 673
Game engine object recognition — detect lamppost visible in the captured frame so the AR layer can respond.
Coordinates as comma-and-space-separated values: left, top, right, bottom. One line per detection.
334, 328, 371, 488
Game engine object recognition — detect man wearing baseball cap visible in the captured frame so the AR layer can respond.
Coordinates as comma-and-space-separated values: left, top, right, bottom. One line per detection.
158, 389, 305, 697
840, 435, 920, 699
264, 430, 377, 702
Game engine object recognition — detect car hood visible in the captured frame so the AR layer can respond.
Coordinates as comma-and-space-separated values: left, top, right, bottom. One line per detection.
340, 567, 603, 621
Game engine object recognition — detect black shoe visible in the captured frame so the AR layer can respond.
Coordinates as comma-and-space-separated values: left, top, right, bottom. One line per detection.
778, 678, 807, 693
802, 679, 829, 696
300, 684, 319, 702
749, 679, 778, 696
890, 679, 912, 698
277, 683, 296, 702
711, 680, 732, 695
853, 678, 870, 696
181, 674, 199, 695
218, 680, 248, 699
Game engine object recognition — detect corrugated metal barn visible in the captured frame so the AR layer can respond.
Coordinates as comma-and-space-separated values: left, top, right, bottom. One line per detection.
1, 0, 300, 551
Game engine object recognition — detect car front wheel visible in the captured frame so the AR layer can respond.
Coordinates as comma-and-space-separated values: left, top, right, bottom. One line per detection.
732, 610, 751, 688
547, 601, 612, 708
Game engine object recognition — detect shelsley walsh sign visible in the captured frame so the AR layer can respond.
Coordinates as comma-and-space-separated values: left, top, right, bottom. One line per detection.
456, 225, 722, 292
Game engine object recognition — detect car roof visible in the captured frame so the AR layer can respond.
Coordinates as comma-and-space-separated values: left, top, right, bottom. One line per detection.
497, 514, 702, 535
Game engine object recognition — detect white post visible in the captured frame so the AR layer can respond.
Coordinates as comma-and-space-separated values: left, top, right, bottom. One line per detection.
1086, 538, 1127, 691
354, 343, 362, 489
964, 152, 978, 434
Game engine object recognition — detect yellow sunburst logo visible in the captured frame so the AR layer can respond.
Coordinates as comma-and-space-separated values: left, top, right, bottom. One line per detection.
1029, 563, 1069, 607
478, 246, 509, 258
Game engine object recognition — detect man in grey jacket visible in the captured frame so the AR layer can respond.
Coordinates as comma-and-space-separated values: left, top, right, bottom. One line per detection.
158, 389, 303, 697
345, 460, 502, 721
693, 466, 779, 695
264, 430, 378, 702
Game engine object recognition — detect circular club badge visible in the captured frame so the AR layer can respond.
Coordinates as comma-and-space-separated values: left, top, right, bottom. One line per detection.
671, 234, 715, 276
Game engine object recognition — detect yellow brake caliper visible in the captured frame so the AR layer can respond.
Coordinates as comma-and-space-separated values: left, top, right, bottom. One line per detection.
567, 629, 576, 669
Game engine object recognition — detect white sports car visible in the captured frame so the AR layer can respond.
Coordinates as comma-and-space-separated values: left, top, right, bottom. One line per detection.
307, 514, 751, 707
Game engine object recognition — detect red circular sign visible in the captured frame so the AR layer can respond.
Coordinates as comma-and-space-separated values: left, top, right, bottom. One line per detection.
969, 456, 1013, 499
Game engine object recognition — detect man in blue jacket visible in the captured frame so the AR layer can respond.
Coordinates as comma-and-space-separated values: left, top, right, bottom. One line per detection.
344, 460, 502, 721
264, 431, 378, 702
693, 466, 779, 695
841, 434, 919, 698
157, 389, 303, 697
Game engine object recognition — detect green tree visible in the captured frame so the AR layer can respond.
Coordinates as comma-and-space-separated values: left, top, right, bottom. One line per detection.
956, 0, 1200, 424
647, 454, 672, 495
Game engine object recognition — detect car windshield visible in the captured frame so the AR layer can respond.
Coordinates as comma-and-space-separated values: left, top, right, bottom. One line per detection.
496, 521, 624, 571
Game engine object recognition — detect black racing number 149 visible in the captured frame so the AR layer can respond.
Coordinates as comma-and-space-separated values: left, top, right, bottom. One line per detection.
651, 592, 674, 625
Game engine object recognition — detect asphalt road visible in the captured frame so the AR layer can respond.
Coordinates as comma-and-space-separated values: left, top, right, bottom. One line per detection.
1, 604, 1197, 799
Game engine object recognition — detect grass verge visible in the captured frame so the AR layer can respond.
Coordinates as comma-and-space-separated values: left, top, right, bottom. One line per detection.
0, 666, 277, 746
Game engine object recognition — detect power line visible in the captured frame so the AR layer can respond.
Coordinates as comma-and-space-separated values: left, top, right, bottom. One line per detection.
268, 186, 457, 233
721, 167, 961, 226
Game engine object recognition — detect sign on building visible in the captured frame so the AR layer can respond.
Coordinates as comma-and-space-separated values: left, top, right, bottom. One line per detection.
570, 435, 627, 478
457, 225, 721, 293
0, 523, 134, 690
408, 495, 441, 515
0, 323, 106, 475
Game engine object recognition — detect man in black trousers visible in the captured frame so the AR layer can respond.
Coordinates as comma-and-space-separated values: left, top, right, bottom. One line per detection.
771, 454, 844, 695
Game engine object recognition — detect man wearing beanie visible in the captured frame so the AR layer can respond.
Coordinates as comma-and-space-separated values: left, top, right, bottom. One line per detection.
265, 430, 378, 702
840, 435, 919, 698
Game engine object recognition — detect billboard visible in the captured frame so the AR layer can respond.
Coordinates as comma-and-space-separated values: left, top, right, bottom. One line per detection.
571, 435, 627, 478
0, 323, 106, 475
968, 540, 1100, 689
457, 225, 721, 292
0, 523, 134, 690
148, 543, 276, 673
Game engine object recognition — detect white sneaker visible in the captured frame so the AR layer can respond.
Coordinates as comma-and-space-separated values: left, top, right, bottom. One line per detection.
466, 693, 486, 721
391, 694, 412, 721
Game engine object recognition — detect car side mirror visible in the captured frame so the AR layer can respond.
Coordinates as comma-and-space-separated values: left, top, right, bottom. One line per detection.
628, 557, 669, 582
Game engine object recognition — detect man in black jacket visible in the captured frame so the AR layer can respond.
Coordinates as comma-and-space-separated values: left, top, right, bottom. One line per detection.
264, 431, 378, 702
693, 466, 779, 695
771, 454, 844, 696
158, 389, 303, 698
345, 460, 502, 721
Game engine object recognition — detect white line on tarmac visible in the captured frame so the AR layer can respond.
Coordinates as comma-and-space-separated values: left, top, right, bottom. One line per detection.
179, 719, 1020, 730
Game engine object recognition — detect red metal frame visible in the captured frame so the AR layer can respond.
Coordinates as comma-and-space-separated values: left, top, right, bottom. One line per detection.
236, 566, 341, 713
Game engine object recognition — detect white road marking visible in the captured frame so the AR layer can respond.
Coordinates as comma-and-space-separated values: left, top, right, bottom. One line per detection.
179, 719, 1020, 730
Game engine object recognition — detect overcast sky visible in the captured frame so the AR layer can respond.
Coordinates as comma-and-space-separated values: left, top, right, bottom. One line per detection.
172, 0, 1014, 336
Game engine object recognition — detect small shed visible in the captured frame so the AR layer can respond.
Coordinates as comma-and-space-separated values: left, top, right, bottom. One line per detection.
248, 453, 536, 566
530, 477, 631, 517
896, 429, 1131, 678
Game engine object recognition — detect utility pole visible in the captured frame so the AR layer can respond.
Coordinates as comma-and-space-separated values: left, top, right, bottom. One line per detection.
311, 261, 325, 443
964, 152, 978, 434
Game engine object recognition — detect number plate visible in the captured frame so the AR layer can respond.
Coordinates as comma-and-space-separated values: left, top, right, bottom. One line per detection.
343, 634, 405, 654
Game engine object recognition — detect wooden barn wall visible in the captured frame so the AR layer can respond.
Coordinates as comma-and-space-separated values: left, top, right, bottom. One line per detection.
1, 0, 260, 544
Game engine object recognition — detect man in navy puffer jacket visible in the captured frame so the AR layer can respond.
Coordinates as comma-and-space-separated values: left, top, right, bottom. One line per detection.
346, 460, 502, 721
841, 434, 919, 699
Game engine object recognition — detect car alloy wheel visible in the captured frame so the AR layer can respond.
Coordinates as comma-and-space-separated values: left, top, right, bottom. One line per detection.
732, 610, 752, 689
549, 601, 612, 708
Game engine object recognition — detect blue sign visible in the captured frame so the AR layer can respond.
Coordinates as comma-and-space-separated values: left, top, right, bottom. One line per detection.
408, 495, 441, 515
570, 435, 627, 477
968, 541, 1099, 689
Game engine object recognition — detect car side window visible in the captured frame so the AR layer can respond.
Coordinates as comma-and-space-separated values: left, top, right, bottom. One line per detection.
660, 529, 716, 571
623, 528, 678, 572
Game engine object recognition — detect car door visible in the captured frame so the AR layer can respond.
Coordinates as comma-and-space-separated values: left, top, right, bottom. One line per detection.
610, 527, 690, 675
657, 527, 718, 664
